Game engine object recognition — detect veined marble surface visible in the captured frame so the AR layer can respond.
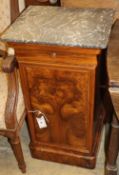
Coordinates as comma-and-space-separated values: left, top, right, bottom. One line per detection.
1, 6, 114, 48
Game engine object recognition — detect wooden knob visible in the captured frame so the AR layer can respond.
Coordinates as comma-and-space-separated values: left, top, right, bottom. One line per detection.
51, 52, 57, 58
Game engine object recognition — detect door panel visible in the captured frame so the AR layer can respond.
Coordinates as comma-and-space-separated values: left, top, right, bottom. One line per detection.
24, 64, 94, 153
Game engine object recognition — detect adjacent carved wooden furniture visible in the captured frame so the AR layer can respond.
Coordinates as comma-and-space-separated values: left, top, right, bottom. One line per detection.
106, 19, 119, 175
0, 0, 26, 173
0, 50, 26, 173
1, 6, 114, 169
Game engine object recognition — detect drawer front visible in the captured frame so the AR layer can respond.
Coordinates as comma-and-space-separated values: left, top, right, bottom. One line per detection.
21, 62, 96, 154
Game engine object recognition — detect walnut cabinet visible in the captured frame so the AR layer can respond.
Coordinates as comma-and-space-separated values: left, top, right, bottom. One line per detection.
7, 43, 105, 168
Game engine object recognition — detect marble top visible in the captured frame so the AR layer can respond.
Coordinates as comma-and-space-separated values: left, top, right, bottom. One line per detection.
0, 6, 114, 48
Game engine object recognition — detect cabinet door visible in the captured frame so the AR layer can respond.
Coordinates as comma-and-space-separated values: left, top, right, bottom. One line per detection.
21, 62, 96, 154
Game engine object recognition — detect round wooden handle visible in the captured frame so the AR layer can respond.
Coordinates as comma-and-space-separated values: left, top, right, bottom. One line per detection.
51, 52, 57, 57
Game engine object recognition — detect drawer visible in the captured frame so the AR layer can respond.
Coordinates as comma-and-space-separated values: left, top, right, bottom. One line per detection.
16, 46, 99, 68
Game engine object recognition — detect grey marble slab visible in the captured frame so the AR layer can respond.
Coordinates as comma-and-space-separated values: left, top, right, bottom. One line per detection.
0, 6, 114, 48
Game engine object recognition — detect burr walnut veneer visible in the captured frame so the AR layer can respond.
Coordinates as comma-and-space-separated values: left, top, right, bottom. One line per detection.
1, 6, 114, 169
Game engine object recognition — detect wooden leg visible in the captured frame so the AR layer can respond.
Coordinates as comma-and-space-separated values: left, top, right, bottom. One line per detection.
105, 113, 119, 175
8, 136, 26, 173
